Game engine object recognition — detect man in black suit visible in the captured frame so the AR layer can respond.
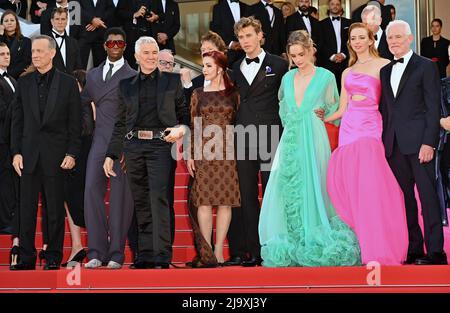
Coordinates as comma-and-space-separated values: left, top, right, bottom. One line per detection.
0, 0, 27, 19
318, 0, 351, 91
40, 0, 83, 41
78, 0, 115, 68
210, 0, 250, 67
224, 17, 288, 267
150, 0, 180, 54
104, 36, 189, 269
10, 35, 81, 270
247, 0, 285, 56
0, 43, 17, 234
361, 4, 393, 60
352, 0, 391, 30
285, 0, 320, 47
380, 20, 447, 266
46, 7, 83, 75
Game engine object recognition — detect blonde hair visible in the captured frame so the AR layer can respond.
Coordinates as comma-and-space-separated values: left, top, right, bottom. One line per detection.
347, 23, 379, 67
234, 16, 263, 37
286, 30, 316, 69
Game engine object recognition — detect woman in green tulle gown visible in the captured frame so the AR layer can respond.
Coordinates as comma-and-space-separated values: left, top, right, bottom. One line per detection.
258, 31, 361, 267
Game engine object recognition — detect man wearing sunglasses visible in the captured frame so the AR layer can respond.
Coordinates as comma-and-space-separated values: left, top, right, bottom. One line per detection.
104, 36, 189, 269
81, 27, 137, 269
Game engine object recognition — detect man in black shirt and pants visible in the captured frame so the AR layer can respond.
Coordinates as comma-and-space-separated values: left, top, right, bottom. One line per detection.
104, 36, 188, 269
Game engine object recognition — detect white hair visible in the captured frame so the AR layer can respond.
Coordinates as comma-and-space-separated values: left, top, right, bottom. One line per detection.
135, 36, 159, 54
361, 4, 381, 20
159, 49, 174, 56
386, 20, 412, 36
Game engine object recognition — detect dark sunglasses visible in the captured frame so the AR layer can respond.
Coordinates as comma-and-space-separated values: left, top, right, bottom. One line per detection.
105, 40, 126, 49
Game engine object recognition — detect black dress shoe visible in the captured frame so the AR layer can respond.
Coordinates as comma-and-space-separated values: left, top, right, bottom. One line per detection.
44, 261, 60, 270
154, 262, 170, 269
415, 253, 448, 265
10, 262, 36, 271
223, 256, 244, 266
129, 261, 155, 269
403, 253, 425, 265
241, 256, 262, 267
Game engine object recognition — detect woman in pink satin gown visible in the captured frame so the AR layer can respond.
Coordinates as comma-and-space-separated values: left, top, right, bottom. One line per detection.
325, 23, 409, 265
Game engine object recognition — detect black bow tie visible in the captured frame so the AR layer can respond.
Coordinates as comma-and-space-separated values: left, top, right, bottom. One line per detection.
373, 34, 378, 41
2, 72, 8, 78
53, 32, 66, 39
332, 16, 340, 21
263, 2, 269, 7
230, 0, 239, 3
392, 58, 404, 65
245, 57, 260, 65
301, 12, 309, 18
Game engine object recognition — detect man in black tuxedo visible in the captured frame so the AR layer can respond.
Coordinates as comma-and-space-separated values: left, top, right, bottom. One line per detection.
285, 0, 320, 47
104, 36, 189, 269
247, 0, 285, 56
224, 17, 288, 267
0, 0, 27, 19
352, 0, 391, 30
40, 0, 83, 41
210, 0, 250, 67
380, 20, 447, 266
361, 4, 393, 60
10, 35, 81, 270
46, 7, 83, 75
0, 43, 17, 234
318, 0, 351, 91
78, 0, 115, 68
150, 0, 180, 54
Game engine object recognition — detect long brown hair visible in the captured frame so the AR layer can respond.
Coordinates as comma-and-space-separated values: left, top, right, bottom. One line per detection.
202, 51, 234, 96
1, 10, 22, 40
347, 23, 379, 67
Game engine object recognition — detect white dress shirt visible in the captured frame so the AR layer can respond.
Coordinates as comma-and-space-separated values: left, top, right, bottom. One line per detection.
0, 69, 15, 93
299, 11, 312, 34
261, 0, 274, 27
240, 49, 266, 85
92, 0, 98, 7
227, 0, 241, 24
56, 3, 70, 36
374, 27, 383, 49
390, 49, 413, 97
112, 0, 119, 6
102, 57, 125, 81
52, 29, 67, 66
162, 0, 166, 13
331, 16, 342, 54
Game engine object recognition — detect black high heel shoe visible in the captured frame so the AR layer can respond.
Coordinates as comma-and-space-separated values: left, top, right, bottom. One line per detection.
62, 249, 87, 267
10, 246, 20, 267
38, 250, 46, 266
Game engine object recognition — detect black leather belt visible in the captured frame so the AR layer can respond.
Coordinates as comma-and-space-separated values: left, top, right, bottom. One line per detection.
125, 129, 168, 140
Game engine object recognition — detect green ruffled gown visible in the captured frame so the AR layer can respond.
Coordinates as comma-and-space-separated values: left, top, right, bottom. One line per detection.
258, 67, 361, 267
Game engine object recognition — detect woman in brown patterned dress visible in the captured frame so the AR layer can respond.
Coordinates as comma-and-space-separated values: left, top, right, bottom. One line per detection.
186, 51, 241, 267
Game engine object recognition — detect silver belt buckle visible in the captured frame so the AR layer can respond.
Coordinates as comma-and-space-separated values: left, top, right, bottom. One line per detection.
137, 130, 153, 140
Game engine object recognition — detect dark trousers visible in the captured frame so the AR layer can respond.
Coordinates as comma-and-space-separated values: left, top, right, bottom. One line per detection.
79, 36, 107, 69
228, 146, 271, 259
0, 144, 16, 233
387, 141, 445, 256
125, 139, 173, 263
19, 161, 65, 264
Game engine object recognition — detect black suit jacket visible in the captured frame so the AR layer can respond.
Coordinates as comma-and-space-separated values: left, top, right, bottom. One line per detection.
318, 16, 351, 69
231, 53, 288, 126
79, 0, 115, 42
248, 2, 285, 56
151, 0, 180, 53
11, 69, 81, 176
0, 35, 32, 80
0, 75, 16, 145
379, 53, 441, 157
40, 3, 83, 40
0, 0, 28, 18
351, 1, 392, 30
210, 0, 250, 46
285, 11, 320, 47
377, 31, 394, 60
46, 32, 83, 75
106, 70, 189, 160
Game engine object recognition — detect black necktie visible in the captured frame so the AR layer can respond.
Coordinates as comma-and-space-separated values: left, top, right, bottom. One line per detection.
332, 16, 340, 21
392, 58, 404, 65
245, 57, 260, 65
374, 34, 378, 41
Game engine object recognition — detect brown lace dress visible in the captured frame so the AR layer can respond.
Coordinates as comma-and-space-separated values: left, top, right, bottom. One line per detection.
188, 88, 241, 267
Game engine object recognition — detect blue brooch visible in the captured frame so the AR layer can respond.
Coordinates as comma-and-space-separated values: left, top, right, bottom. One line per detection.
265, 66, 272, 74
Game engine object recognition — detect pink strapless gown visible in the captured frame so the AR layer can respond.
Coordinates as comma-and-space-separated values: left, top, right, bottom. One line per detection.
327, 70, 409, 265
